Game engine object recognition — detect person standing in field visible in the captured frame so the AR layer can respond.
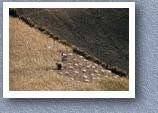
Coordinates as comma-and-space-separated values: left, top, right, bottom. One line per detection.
56, 62, 62, 70
61, 53, 68, 61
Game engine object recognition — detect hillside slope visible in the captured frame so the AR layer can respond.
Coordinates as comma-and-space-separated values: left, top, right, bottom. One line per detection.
9, 16, 129, 91
17, 8, 129, 73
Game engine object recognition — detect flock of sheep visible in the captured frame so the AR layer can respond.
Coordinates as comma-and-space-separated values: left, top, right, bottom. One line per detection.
54, 52, 119, 84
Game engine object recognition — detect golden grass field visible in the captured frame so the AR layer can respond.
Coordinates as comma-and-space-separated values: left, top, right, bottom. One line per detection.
9, 16, 129, 91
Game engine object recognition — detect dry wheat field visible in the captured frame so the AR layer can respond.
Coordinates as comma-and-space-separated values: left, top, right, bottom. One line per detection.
9, 16, 129, 91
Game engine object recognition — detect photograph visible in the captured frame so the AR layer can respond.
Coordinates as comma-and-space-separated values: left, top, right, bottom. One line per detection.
4, 2, 135, 98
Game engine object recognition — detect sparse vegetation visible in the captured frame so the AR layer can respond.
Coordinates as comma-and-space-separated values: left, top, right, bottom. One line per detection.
53, 35, 59, 40
101, 62, 106, 67
85, 55, 92, 60
19, 17, 35, 27
38, 26, 46, 32
110, 66, 127, 77
94, 58, 102, 65
58, 40, 68, 46
72, 45, 93, 61
43, 29, 51, 35
72, 45, 86, 57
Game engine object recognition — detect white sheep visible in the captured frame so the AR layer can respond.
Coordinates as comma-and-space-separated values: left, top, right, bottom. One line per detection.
92, 66, 96, 69
101, 69, 105, 73
94, 70, 98, 73
97, 77, 101, 79
114, 76, 118, 79
87, 65, 91, 69
74, 71, 79, 74
71, 78, 74, 80
69, 66, 73, 69
92, 77, 96, 79
65, 71, 69, 75
84, 59, 88, 62
83, 75, 88, 78
68, 53, 73, 56
82, 69, 87, 73
97, 74, 101, 76
106, 70, 111, 73
74, 63, 78, 66
78, 63, 83, 66
84, 79, 90, 82
114, 75, 119, 78
91, 73, 94, 76
100, 66, 103, 69
73, 59, 77, 61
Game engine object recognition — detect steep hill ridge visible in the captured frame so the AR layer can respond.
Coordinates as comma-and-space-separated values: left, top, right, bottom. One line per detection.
17, 8, 129, 73
9, 16, 129, 91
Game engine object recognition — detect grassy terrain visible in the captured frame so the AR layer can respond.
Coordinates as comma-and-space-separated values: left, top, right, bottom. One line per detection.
17, 8, 129, 73
9, 16, 129, 91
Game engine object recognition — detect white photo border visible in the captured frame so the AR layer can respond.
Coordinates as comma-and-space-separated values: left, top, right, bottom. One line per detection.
3, 2, 135, 98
